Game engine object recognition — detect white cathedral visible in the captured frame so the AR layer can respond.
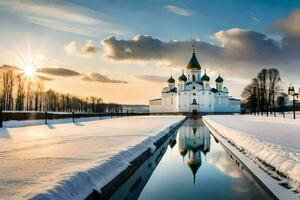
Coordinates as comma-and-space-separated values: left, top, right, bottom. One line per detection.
149, 47, 241, 114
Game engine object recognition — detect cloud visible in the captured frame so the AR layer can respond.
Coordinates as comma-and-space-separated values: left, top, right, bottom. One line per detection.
164, 5, 193, 16
37, 75, 54, 81
272, 10, 300, 39
1, 65, 126, 84
101, 11, 300, 78
0, 65, 53, 81
249, 12, 261, 23
0, 65, 22, 72
0, 0, 122, 37
213, 28, 280, 62
136, 75, 168, 82
82, 73, 127, 83
207, 151, 242, 179
101, 35, 221, 67
37, 67, 81, 77
64, 40, 98, 57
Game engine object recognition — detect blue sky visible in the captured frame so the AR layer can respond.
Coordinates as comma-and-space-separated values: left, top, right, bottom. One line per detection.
0, 0, 300, 104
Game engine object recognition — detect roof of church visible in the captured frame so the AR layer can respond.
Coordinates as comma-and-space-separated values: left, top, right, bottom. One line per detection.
215, 75, 224, 83
186, 81, 203, 85
288, 86, 295, 91
211, 88, 218, 93
201, 72, 210, 81
168, 76, 175, 83
178, 73, 187, 81
187, 51, 201, 70
163, 87, 177, 93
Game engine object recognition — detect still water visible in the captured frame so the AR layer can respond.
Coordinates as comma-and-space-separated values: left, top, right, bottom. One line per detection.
109, 118, 268, 200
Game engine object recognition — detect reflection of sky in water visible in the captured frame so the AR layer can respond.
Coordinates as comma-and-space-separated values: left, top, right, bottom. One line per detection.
138, 119, 265, 200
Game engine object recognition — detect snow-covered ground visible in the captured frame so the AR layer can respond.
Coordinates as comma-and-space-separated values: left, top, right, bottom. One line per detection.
0, 116, 185, 200
243, 111, 300, 120
203, 115, 300, 197
3, 116, 111, 128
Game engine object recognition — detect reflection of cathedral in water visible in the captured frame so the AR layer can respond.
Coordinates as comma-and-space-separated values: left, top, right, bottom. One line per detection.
178, 118, 211, 183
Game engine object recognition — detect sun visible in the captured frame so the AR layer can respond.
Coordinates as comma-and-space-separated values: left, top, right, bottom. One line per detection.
23, 63, 37, 79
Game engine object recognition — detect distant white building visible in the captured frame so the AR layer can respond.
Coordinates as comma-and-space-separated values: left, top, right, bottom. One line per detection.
284, 84, 300, 108
288, 85, 300, 102
149, 47, 241, 114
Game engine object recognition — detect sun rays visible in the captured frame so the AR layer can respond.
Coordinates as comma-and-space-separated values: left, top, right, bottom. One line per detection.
22, 62, 37, 79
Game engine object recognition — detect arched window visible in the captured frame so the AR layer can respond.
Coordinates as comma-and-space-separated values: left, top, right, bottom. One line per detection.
192, 74, 195, 81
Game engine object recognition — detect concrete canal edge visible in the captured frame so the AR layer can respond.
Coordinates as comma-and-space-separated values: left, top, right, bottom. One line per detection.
85, 117, 186, 200
202, 117, 299, 200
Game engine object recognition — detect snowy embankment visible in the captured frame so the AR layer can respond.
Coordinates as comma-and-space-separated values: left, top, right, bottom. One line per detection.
0, 116, 185, 200
4, 116, 110, 128
203, 115, 300, 196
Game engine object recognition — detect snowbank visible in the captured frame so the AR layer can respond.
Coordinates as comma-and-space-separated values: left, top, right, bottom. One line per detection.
203, 115, 300, 194
4, 116, 110, 128
0, 116, 185, 200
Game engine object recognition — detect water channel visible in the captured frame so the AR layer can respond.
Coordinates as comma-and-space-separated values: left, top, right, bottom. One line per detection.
108, 118, 270, 200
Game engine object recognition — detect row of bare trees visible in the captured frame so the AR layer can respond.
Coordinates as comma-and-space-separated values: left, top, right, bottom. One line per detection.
0, 70, 122, 113
241, 68, 286, 116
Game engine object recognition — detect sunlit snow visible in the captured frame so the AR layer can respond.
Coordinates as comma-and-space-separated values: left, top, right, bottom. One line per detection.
0, 116, 185, 200
203, 115, 300, 193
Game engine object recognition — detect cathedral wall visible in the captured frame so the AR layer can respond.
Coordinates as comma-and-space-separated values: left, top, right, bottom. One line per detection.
197, 91, 214, 112
214, 98, 241, 112
149, 99, 162, 113
160, 93, 178, 112
179, 92, 191, 112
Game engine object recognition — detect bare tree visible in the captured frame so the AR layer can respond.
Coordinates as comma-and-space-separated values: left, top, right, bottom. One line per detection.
34, 80, 44, 111
277, 93, 287, 118
242, 68, 282, 116
268, 68, 282, 116
1, 70, 15, 110
15, 75, 26, 111
257, 69, 268, 115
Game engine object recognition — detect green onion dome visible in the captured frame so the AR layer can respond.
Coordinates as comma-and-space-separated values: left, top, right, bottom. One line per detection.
168, 76, 175, 83
178, 73, 187, 82
215, 75, 224, 83
187, 52, 201, 70
201, 73, 210, 82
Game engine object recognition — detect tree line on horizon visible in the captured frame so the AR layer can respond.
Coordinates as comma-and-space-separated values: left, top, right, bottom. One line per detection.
0, 69, 122, 113
241, 68, 294, 116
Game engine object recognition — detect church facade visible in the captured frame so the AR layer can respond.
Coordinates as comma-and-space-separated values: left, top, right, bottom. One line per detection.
149, 48, 241, 114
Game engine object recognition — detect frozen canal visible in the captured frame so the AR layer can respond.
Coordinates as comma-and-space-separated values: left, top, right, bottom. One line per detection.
0, 116, 185, 200
108, 118, 269, 200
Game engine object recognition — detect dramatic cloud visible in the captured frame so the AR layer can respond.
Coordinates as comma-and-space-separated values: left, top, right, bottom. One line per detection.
102, 35, 221, 67
136, 75, 168, 82
0, 65, 126, 84
102, 31, 282, 65
64, 40, 98, 57
0, 65, 53, 81
82, 73, 127, 83
272, 10, 300, 39
101, 10, 300, 78
37, 67, 81, 77
214, 28, 280, 62
164, 5, 193, 16
0, 65, 21, 72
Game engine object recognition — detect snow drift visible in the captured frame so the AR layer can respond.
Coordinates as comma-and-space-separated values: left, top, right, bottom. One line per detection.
203, 115, 300, 193
28, 116, 185, 200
